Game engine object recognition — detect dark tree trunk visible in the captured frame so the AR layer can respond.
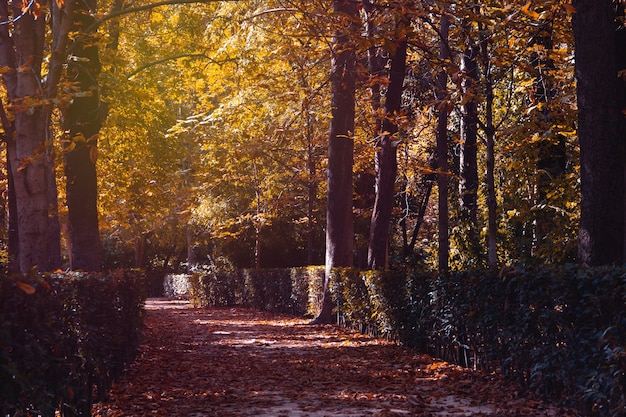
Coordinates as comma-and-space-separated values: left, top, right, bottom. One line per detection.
436, 14, 450, 274
6, 143, 18, 272
368, 35, 407, 270
573, 0, 625, 265
313, 0, 358, 324
64, 0, 104, 271
479, 28, 498, 268
459, 37, 480, 254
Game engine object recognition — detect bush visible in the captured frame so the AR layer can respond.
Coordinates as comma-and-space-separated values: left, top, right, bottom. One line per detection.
189, 265, 326, 316
0, 270, 145, 417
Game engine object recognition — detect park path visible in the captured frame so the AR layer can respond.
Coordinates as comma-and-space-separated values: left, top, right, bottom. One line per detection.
92, 299, 579, 417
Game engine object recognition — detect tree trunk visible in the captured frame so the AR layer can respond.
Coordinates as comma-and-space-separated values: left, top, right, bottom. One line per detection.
313, 0, 358, 324
368, 34, 407, 270
8, 2, 50, 273
459, 37, 480, 256
304, 96, 318, 266
436, 14, 450, 274
573, 0, 625, 265
479, 28, 498, 268
64, 0, 104, 271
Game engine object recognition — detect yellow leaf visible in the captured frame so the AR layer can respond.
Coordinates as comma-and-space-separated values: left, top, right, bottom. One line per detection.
55, 0, 64, 8
16, 281, 36, 295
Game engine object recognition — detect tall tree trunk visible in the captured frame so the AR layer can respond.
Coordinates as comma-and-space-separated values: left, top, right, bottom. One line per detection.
304, 96, 318, 266
7, 1, 50, 272
312, 0, 358, 324
459, 35, 480, 258
64, 0, 104, 271
479, 27, 498, 268
368, 33, 407, 270
436, 13, 450, 274
573, 0, 625, 265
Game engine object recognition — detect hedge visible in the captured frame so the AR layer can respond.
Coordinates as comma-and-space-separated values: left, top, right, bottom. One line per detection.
188, 266, 325, 316
0, 270, 146, 417
187, 264, 625, 416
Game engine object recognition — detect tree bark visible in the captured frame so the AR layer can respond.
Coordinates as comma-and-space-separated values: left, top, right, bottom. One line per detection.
436, 13, 450, 274
313, 0, 358, 324
479, 27, 498, 268
573, 0, 625, 265
8, 1, 50, 272
368, 34, 407, 270
64, 0, 104, 271
459, 36, 479, 255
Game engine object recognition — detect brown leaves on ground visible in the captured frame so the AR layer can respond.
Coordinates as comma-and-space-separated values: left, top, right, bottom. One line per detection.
93, 299, 580, 417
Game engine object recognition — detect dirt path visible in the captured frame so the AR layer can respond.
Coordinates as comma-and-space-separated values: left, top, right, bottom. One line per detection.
92, 299, 579, 417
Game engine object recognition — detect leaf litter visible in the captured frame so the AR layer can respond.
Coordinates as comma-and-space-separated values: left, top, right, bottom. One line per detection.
92, 298, 581, 417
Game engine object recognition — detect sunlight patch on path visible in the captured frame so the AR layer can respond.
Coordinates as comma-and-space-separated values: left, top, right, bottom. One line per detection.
92, 298, 580, 417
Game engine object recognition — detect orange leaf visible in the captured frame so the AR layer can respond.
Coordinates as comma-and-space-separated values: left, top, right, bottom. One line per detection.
521, 1, 540, 19
55, 0, 64, 8
562, 3, 576, 15
16, 281, 36, 295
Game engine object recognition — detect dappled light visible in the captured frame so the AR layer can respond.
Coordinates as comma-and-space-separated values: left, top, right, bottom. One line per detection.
93, 299, 578, 417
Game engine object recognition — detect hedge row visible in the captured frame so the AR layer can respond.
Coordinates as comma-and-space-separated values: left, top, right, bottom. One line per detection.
187, 264, 625, 416
188, 266, 325, 316
332, 266, 626, 417
0, 270, 146, 417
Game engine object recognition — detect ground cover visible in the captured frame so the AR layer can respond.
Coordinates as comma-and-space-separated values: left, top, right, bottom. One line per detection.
92, 299, 580, 416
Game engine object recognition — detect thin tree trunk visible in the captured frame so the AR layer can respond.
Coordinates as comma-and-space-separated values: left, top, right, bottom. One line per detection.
479, 28, 498, 268
459, 35, 479, 256
313, 0, 358, 324
436, 13, 450, 274
304, 97, 318, 266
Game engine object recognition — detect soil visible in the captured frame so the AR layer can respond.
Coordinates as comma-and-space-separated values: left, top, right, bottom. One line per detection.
92, 298, 581, 417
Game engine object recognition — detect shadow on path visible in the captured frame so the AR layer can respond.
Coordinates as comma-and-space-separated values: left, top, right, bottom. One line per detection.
92, 298, 579, 417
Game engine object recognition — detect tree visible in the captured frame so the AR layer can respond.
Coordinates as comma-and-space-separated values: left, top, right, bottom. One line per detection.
63, 0, 106, 271
0, 0, 52, 273
458, 20, 480, 258
367, 5, 409, 271
435, 10, 450, 274
313, 0, 358, 324
573, 0, 626, 265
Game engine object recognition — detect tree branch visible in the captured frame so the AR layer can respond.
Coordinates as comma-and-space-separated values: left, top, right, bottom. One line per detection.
126, 53, 239, 78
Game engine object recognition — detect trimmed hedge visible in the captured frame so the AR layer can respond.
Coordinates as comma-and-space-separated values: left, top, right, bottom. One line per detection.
187, 264, 625, 416
330, 265, 625, 417
0, 270, 145, 417
188, 266, 325, 316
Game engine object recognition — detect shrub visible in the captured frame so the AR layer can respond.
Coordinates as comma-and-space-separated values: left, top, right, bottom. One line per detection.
0, 270, 145, 417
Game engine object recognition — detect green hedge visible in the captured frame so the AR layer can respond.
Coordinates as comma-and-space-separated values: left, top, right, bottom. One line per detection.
184, 263, 626, 416
0, 270, 145, 417
189, 266, 325, 316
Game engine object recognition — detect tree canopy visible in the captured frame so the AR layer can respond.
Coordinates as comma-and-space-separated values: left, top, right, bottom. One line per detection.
0, 0, 619, 273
